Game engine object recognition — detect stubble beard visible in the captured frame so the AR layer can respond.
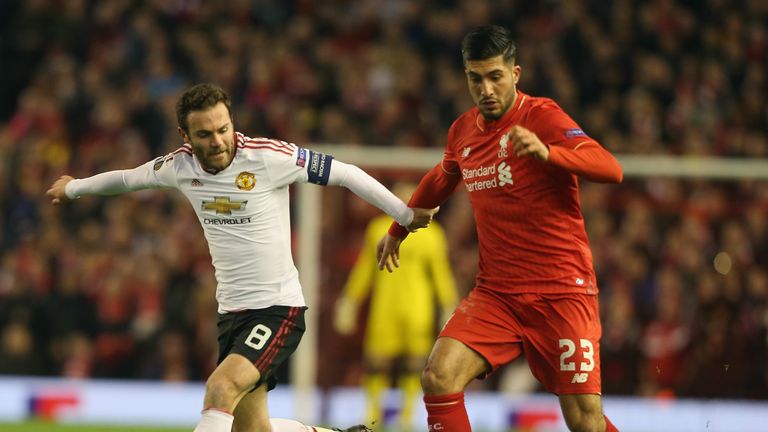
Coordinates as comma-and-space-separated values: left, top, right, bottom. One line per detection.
480, 102, 509, 121
194, 142, 234, 173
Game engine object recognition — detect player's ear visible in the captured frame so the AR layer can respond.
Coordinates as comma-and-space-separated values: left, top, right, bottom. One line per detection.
177, 126, 190, 144
512, 64, 521, 85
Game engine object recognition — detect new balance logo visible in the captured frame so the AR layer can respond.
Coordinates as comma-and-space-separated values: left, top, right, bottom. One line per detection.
498, 162, 513, 186
191, 179, 204, 187
571, 373, 589, 383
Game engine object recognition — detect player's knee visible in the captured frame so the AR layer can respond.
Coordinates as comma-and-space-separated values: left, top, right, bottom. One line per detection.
421, 364, 460, 395
204, 376, 241, 406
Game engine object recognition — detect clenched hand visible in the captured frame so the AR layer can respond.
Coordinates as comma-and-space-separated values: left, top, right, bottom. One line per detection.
407, 207, 439, 231
46, 175, 74, 205
509, 125, 549, 161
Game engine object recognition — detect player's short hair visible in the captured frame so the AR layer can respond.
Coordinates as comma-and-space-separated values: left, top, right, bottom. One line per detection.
176, 83, 232, 132
461, 25, 516, 65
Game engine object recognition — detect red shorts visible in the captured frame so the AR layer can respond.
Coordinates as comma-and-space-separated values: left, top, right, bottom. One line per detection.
439, 287, 602, 395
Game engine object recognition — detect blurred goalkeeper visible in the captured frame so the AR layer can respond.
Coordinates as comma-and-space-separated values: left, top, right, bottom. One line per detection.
335, 183, 458, 430
46, 83, 436, 432
377, 26, 624, 432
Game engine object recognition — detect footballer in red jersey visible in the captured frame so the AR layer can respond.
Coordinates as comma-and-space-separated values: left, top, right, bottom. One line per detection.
378, 26, 623, 432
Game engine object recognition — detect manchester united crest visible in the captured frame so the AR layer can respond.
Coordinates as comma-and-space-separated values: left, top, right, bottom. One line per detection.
235, 171, 256, 191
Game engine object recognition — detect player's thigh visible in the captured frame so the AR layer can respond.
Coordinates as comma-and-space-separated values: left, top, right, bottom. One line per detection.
204, 353, 262, 405
233, 383, 271, 432
422, 337, 489, 394
218, 306, 306, 391
437, 287, 524, 377
558, 393, 604, 430
519, 294, 602, 394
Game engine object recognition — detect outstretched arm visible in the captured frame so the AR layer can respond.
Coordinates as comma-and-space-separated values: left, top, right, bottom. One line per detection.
46, 158, 176, 205
327, 159, 435, 230
46, 170, 141, 204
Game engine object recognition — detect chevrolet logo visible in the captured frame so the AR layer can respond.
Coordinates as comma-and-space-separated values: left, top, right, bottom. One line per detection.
202, 196, 247, 215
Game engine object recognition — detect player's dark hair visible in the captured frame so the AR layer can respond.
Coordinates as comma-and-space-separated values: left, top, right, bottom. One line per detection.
461, 25, 516, 65
176, 83, 232, 132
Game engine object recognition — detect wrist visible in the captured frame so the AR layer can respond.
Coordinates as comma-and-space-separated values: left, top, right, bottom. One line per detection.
398, 208, 414, 227
64, 179, 79, 199
388, 222, 409, 239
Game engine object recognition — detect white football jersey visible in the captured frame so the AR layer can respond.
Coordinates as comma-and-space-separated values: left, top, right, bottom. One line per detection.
125, 132, 332, 312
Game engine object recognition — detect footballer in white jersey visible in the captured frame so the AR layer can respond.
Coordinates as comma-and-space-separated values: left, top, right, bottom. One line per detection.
61, 131, 417, 313
46, 83, 432, 432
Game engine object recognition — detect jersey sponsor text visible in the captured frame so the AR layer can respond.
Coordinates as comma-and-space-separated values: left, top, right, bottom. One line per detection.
462, 164, 496, 180
462, 162, 513, 192
466, 177, 498, 192
203, 217, 252, 225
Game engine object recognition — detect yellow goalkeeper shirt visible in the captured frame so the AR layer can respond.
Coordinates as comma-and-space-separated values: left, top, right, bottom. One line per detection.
343, 215, 457, 356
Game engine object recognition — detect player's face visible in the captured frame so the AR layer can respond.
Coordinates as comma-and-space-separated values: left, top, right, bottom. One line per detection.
179, 102, 235, 173
465, 55, 520, 120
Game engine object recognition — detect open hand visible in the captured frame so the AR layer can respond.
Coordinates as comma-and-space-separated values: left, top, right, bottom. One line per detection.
333, 297, 358, 335
376, 234, 403, 273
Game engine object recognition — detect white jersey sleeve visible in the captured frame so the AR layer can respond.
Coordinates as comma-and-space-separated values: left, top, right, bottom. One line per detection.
260, 146, 413, 226
65, 155, 179, 198
326, 160, 413, 227
260, 146, 327, 187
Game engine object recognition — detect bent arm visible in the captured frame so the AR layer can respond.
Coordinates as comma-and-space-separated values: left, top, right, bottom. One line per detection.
327, 159, 414, 227
547, 141, 623, 183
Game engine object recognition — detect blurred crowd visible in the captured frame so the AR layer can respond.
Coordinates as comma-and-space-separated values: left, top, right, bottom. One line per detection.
0, 0, 767, 401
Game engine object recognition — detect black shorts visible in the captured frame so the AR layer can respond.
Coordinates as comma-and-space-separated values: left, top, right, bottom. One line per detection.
217, 306, 307, 391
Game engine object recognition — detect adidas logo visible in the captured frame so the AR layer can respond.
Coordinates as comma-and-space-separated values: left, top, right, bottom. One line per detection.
191, 179, 204, 187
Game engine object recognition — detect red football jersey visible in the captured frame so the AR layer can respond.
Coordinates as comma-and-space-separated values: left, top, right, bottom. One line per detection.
394, 91, 622, 294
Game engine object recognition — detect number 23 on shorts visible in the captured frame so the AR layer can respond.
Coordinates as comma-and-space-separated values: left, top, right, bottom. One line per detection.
559, 338, 595, 384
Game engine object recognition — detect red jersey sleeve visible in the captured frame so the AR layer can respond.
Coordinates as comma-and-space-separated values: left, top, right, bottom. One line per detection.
530, 103, 623, 183
388, 124, 462, 239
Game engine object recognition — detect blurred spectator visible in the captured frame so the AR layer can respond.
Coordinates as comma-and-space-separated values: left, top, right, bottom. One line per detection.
0, 321, 46, 375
